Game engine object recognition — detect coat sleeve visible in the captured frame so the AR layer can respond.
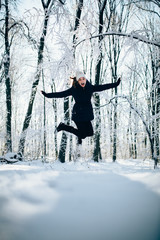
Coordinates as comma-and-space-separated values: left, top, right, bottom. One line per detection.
92, 78, 121, 93
42, 87, 73, 98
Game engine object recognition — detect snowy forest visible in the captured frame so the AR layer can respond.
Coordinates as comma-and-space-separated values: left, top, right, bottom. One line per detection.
0, 0, 160, 166
0, 1, 160, 240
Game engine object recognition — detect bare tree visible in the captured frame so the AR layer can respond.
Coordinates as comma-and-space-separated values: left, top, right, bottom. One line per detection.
58, 0, 83, 163
110, 95, 158, 168
149, 45, 160, 163
131, 0, 160, 163
18, 0, 64, 155
42, 70, 47, 160
0, 0, 20, 152
4, 0, 12, 152
105, 0, 130, 162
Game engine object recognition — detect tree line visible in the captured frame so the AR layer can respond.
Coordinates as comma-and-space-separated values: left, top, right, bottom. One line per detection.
0, 0, 159, 167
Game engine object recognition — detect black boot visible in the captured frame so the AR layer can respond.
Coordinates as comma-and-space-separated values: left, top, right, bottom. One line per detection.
57, 122, 65, 132
57, 122, 79, 137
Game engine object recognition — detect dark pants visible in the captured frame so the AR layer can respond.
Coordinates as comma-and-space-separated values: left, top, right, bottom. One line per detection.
59, 121, 94, 143
74, 121, 94, 139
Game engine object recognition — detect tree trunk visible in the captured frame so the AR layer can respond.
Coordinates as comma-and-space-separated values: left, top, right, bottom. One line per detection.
155, 79, 160, 160
42, 70, 46, 160
150, 50, 159, 166
51, 83, 58, 159
93, 0, 107, 162
4, 0, 12, 152
112, 96, 117, 162
93, 92, 101, 162
58, 97, 69, 163
155, 50, 160, 162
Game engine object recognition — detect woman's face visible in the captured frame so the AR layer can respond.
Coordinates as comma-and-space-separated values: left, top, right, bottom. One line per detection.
78, 77, 86, 88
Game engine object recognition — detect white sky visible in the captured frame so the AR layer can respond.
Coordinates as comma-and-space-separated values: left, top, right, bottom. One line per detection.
18, 0, 42, 14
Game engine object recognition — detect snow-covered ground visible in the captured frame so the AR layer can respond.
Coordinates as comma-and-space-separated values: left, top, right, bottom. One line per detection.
0, 158, 160, 240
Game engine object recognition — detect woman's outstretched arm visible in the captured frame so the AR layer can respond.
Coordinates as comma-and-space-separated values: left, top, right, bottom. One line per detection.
41, 87, 72, 98
92, 77, 121, 92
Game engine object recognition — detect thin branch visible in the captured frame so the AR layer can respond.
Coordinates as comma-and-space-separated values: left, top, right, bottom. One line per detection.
59, 0, 65, 4
75, 31, 160, 48
124, 0, 160, 8
41, 0, 46, 9
135, 3, 160, 18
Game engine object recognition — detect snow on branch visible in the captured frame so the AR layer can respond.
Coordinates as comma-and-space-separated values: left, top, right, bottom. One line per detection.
75, 31, 160, 48
110, 95, 151, 136
98, 94, 158, 167
95, 94, 150, 136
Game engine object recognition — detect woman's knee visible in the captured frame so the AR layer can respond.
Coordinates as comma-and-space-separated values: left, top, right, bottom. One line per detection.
80, 130, 94, 139
87, 130, 94, 137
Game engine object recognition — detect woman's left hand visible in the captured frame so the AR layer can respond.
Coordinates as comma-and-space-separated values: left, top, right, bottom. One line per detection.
41, 90, 47, 96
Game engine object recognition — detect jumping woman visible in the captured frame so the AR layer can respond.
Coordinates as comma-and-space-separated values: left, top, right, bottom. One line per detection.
41, 71, 121, 144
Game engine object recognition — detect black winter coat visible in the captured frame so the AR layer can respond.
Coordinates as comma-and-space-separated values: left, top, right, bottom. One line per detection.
43, 79, 120, 122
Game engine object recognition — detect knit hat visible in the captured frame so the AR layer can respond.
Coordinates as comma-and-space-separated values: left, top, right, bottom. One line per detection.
76, 71, 86, 80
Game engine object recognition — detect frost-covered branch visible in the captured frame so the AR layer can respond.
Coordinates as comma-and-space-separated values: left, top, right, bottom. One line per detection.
75, 31, 160, 48
99, 94, 158, 168
134, 4, 160, 18
124, 0, 160, 8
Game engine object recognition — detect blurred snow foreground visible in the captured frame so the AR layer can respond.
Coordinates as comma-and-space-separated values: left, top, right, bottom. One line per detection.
0, 158, 160, 240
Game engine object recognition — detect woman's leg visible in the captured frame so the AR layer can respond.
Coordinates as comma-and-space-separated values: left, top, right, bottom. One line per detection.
74, 121, 94, 139
57, 121, 93, 144
57, 122, 79, 137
